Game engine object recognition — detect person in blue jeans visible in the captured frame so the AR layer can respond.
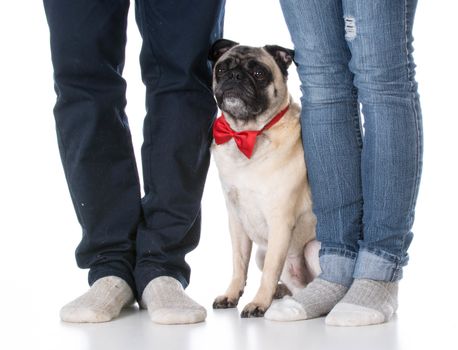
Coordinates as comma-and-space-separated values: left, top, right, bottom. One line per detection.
265, 0, 423, 326
43, 0, 225, 324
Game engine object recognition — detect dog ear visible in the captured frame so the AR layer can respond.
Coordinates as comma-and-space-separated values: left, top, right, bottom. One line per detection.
263, 45, 295, 76
209, 39, 239, 63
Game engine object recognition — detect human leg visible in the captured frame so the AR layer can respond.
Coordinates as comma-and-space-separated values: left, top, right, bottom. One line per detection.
43, 0, 139, 322
327, 0, 423, 326
133, 0, 225, 324
266, 0, 362, 321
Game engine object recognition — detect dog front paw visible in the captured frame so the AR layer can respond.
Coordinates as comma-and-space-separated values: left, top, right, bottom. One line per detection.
241, 302, 268, 318
273, 283, 292, 299
213, 295, 239, 309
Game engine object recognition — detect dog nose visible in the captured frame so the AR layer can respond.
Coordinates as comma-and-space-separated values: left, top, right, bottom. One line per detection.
229, 70, 243, 80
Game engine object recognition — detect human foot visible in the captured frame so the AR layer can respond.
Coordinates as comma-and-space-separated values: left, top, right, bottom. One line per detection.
265, 278, 348, 321
141, 276, 206, 325
60, 276, 134, 323
325, 279, 398, 326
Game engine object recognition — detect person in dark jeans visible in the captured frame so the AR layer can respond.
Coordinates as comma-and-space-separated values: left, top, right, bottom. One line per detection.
43, 0, 225, 324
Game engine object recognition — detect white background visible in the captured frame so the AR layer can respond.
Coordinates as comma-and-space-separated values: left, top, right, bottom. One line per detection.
0, 1, 457, 350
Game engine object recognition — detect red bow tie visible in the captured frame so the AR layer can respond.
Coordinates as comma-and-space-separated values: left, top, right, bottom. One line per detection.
213, 106, 289, 159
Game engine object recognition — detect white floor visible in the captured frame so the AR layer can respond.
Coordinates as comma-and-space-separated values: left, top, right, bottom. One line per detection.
3, 231, 458, 350
1, 1, 458, 350
18, 302, 456, 350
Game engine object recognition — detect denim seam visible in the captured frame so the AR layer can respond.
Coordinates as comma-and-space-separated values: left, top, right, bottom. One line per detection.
320, 247, 358, 260
403, 0, 422, 255
351, 87, 363, 149
359, 246, 406, 264
136, 0, 163, 92
136, 0, 162, 192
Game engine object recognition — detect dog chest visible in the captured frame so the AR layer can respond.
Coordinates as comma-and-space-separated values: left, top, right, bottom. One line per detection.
226, 185, 270, 246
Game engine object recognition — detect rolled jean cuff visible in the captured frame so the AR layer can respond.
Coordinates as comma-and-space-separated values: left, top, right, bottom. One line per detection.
319, 248, 357, 288
353, 248, 408, 282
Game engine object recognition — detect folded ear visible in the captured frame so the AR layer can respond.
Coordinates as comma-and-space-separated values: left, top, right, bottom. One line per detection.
263, 45, 295, 76
209, 39, 239, 63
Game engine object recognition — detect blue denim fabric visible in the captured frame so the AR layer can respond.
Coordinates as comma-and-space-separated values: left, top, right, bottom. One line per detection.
280, 0, 423, 286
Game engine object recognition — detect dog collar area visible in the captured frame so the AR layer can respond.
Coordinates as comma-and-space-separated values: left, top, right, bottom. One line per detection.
213, 105, 290, 159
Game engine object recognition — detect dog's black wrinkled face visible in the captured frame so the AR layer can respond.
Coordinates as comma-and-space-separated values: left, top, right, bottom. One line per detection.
213, 47, 273, 120
209, 39, 294, 121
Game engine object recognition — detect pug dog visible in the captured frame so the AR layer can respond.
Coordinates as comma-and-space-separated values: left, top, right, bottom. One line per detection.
208, 39, 321, 318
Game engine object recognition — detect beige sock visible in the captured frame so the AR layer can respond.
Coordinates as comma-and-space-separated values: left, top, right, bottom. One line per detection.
141, 276, 206, 325
326, 279, 398, 326
265, 278, 348, 321
60, 276, 134, 323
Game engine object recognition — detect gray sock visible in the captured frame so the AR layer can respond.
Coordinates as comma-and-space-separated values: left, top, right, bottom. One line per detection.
326, 278, 398, 326
265, 278, 348, 321
141, 276, 207, 325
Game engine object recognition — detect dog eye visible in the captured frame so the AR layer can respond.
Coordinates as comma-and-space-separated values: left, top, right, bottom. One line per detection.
216, 67, 226, 76
253, 70, 264, 80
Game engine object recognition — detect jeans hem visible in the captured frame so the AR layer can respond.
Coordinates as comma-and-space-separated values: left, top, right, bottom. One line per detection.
319, 248, 357, 287
353, 248, 407, 282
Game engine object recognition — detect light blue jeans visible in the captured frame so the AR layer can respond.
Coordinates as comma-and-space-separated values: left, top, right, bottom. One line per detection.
280, 0, 423, 287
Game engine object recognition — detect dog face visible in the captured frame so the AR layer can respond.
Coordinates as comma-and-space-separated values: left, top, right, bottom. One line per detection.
209, 39, 294, 121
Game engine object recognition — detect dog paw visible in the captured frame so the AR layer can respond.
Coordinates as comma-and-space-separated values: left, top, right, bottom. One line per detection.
213, 295, 239, 309
273, 283, 292, 299
241, 302, 268, 318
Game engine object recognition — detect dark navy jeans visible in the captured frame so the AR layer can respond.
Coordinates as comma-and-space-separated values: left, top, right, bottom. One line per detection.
43, 0, 225, 298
